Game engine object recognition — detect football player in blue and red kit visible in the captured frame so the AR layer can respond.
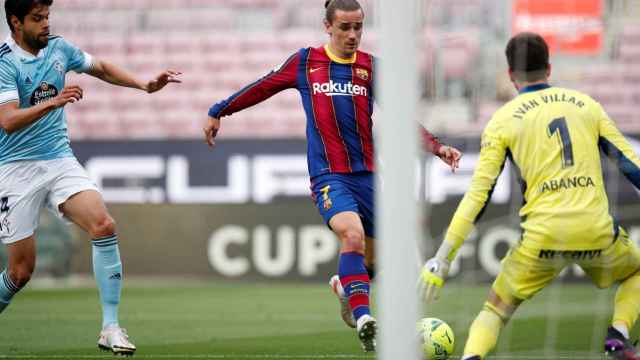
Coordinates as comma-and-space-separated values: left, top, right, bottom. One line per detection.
204, 0, 461, 352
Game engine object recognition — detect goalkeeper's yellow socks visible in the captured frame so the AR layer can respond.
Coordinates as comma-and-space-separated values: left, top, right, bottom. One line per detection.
463, 302, 507, 359
613, 271, 640, 337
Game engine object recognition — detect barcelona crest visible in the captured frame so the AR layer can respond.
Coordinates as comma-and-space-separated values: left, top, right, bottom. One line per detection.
321, 185, 333, 210
356, 68, 369, 81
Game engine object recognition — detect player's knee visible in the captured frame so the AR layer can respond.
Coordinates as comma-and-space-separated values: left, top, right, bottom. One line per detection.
9, 263, 34, 289
486, 291, 520, 323
483, 302, 510, 324
339, 228, 365, 254
90, 215, 117, 238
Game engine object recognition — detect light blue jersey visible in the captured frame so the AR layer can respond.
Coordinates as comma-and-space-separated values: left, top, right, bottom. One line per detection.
0, 35, 93, 165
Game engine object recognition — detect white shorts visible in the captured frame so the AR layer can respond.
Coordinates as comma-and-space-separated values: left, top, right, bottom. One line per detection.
0, 157, 99, 244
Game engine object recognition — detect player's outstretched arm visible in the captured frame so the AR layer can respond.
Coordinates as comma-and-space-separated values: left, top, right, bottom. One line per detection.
203, 53, 299, 149
419, 117, 507, 303
0, 85, 83, 134
86, 60, 181, 93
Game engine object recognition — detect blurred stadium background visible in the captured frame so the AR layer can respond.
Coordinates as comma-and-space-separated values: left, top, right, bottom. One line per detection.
2, 0, 640, 358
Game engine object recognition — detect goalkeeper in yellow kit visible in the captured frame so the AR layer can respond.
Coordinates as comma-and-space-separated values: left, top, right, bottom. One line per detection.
420, 32, 640, 360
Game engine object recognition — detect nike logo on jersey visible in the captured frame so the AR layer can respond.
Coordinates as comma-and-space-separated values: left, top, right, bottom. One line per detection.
309, 67, 321, 73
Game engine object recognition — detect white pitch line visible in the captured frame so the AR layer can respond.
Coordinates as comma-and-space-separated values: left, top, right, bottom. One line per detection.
472, 355, 605, 360
0, 354, 608, 360
0, 355, 375, 359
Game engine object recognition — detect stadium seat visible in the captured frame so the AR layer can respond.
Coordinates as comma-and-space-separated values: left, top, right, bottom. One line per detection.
50, 1, 638, 140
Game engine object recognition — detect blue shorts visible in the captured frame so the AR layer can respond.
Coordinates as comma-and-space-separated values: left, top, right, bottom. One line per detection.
310, 172, 375, 238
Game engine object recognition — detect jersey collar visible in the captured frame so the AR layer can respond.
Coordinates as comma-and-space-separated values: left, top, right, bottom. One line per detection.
519, 83, 551, 94
5, 35, 45, 61
324, 44, 357, 64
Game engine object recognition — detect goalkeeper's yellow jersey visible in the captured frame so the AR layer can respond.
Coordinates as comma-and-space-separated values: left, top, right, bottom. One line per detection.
446, 84, 640, 251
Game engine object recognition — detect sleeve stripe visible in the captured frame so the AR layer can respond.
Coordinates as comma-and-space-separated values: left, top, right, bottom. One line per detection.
0, 90, 19, 104
79, 51, 93, 73
222, 52, 298, 112
212, 52, 299, 118
507, 149, 528, 225
473, 156, 507, 223
507, 149, 527, 198
217, 77, 267, 117
599, 136, 640, 188
72, 51, 94, 74
0, 99, 18, 106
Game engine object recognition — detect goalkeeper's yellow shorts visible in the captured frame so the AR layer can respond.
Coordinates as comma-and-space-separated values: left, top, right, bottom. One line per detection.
492, 227, 640, 306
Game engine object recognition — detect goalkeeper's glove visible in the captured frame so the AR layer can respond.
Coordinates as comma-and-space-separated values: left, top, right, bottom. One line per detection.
418, 242, 455, 303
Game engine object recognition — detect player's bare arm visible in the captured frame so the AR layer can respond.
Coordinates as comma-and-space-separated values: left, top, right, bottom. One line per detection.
203, 116, 221, 147
0, 85, 82, 134
86, 60, 181, 93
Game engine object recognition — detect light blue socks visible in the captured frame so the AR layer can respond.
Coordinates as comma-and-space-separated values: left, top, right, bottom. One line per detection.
0, 270, 18, 314
92, 235, 122, 328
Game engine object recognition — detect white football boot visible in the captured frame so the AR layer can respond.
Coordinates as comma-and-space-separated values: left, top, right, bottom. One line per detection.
356, 314, 377, 352
98, 324, 136, 356
329, 275, 356, 328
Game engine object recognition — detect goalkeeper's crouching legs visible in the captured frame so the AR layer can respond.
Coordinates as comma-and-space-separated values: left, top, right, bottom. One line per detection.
462, 291, 520, 360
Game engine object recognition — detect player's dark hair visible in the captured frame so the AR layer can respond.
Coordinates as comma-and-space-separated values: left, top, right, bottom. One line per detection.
5, 0, 53, 33
505, 32, 550, 82
324, 0, 362, 24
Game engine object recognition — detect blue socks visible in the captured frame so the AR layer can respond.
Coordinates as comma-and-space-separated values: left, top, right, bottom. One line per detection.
338, 252, 371, 321
1, 236, 123, 327
0, 270, 18, 314
92, 235, 122, 328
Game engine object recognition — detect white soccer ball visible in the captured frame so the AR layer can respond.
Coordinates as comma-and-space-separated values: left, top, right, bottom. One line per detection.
417, 317, 455, 360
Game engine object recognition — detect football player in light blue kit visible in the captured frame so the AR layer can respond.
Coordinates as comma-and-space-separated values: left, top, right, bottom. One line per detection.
0, 0, 181, 355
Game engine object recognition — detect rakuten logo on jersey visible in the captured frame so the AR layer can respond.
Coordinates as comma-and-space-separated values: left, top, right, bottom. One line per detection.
312, 81, 367, 97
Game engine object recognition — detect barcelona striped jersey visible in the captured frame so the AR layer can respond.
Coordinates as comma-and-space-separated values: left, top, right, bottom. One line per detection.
208, 45, 442, 178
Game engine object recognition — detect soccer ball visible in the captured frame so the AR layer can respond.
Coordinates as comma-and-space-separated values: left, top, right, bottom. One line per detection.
417, 317, 455, 360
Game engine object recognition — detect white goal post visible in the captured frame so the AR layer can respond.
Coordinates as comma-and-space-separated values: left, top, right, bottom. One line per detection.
376, 0, 421, 359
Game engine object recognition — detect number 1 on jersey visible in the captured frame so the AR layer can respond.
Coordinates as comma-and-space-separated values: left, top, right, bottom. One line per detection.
548, 117, 574, 168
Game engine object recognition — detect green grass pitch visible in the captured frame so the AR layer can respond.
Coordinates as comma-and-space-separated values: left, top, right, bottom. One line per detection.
0, 282, 630, 359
